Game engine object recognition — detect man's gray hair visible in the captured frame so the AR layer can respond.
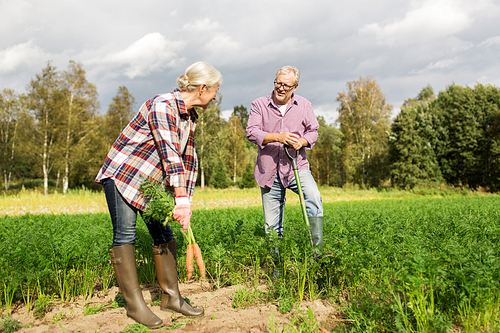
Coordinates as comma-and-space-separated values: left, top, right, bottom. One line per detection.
276, 66, 300, 85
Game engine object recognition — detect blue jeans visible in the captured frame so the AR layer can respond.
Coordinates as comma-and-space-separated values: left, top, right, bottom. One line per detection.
102, 178, 174, 247
260, 169, 323, 238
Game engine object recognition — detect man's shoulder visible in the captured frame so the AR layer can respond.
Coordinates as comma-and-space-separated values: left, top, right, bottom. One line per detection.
292, 94, 312, 105
252, 94, 272, 104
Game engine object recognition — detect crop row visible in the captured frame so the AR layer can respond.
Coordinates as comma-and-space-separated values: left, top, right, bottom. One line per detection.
0, 196, 499, 332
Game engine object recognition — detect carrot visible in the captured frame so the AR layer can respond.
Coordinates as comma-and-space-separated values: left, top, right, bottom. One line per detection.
183, 225, 204, 280
186, 244, 195, 280
193, 243, 206, 279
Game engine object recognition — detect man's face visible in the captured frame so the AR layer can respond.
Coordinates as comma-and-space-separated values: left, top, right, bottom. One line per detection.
273, 72, 297, 105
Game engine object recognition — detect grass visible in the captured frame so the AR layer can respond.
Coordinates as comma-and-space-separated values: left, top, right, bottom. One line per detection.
0, 183, 492, 216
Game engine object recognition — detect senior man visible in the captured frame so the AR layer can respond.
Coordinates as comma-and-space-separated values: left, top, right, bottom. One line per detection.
246, 65, 324, 254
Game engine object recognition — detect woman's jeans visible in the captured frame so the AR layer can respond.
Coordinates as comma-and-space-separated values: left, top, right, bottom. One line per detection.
102, 178, 174, 247
260, 169, 323, 238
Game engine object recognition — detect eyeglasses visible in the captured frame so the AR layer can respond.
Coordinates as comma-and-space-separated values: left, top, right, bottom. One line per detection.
274, 80, 296, 92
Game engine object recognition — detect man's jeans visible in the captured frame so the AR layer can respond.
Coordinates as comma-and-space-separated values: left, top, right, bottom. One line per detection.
260, 169, 323, 238
102, 178, 174, 247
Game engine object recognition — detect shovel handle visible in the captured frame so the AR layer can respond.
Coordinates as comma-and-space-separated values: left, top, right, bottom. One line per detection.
284, 145, 300, 170
284, 145, 312, 233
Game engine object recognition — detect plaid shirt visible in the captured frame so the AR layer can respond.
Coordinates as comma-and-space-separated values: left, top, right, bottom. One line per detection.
95, 89, 198, 210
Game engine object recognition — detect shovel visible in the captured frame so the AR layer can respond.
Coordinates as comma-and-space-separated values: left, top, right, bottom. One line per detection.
284, 145, 314, 247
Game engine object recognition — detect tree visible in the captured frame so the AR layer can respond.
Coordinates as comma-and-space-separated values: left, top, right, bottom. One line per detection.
105, 86, 135, 149
336, 77, 392, 187
59, 61, 99, 193
70, 114, 108, 189
225, 115, 247, 183
240, 162, 257, 188
432, 83, 500, 189
486, 106, 500, 190
0, 89, 22, 189
388, 86, 444, 188
232, 105, 249, 131
402, 84, 435, 108
211, 159, 230, 189
27, 62, 63, 195
472, 83, 500, 190
194, 93, 226, 188
307, 116, 342, 186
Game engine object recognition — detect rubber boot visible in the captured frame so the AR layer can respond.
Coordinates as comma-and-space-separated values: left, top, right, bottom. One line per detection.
153, 240, 204, 317
110, 245, 163, 329
309, 216, 323, 249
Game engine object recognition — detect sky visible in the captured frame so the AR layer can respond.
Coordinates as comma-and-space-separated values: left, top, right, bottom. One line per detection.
1, 0, 499, 125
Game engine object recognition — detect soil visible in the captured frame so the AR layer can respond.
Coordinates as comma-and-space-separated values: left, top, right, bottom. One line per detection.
6, 281, 342, 333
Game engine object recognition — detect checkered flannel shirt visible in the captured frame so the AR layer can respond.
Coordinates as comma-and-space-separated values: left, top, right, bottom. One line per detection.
95, 89, 198, 210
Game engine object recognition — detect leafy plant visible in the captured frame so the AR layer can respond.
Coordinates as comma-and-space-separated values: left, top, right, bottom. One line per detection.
1, 315, 21, 333
288, 307, 322, 333
114, 293, 127, 308
33, 293, 55, 320
83, 302, 111, 316
139, 178, 175, 225
2, 281, 16, 315
120, 323, 150, 333
231, 286, 264, 308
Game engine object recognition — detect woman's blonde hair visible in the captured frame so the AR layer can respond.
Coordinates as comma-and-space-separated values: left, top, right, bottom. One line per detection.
177, 62, 223, 91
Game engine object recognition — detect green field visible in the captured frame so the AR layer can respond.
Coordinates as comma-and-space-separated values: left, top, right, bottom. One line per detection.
0, 193, 499, 332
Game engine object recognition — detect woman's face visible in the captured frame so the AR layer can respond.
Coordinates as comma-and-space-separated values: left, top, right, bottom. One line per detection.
199, 84, 219, 109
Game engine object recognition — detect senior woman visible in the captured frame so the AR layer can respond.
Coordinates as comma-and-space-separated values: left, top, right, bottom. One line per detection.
95, 62, 222, 328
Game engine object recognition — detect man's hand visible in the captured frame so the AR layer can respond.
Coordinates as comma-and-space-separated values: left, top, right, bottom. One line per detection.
278, 132, 299, 147
263, 132, 308, 150
172, 196, 191, 233
280, 133, 308, 150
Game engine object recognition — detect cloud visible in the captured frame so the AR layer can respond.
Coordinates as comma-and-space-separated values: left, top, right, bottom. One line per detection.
204, 34, 241, 63
410, 57, 461, 74
359, 0, 472, 45
185, 18, 221, 32
313, 103, 339, 126
0, 41, 48, 75
478, 36, 500, 48
89, 33, 186, 79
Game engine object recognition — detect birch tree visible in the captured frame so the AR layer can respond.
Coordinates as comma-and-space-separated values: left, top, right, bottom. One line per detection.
336, 77, 392, 187
225, 115, 246, 183
0, 89, 21, 189
27, 63, 62, 195
194, 94, 225, 188
60, 61, 98, 193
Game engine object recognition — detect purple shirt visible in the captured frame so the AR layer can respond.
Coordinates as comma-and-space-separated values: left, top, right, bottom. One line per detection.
246, 92, 319, 188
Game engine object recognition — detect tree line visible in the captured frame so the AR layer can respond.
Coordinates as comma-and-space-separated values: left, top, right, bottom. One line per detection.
1, 61, 499, 194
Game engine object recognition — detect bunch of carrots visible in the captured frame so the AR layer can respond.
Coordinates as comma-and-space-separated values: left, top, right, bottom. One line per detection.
140, 178, 205, 280
183, 224, 205, 279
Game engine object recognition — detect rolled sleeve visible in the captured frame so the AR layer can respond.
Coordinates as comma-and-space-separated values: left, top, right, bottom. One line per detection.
246, 100, 269, 149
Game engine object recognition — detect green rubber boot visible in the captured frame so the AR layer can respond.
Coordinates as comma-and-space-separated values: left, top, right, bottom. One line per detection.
309, 216, 323, 249
110, 245, 163, 329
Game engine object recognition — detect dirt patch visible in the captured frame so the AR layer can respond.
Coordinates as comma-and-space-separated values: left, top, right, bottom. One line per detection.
7, 282, 341, 333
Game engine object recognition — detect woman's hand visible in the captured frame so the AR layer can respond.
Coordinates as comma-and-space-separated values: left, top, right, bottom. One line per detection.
173, 196, 191, 233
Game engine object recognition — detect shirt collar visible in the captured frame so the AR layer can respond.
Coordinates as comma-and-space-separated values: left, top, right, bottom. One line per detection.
173, 89, 198, 122
268, 91, 298, 109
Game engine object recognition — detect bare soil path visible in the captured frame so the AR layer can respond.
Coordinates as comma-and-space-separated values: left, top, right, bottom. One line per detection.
8, 282, 341, 333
